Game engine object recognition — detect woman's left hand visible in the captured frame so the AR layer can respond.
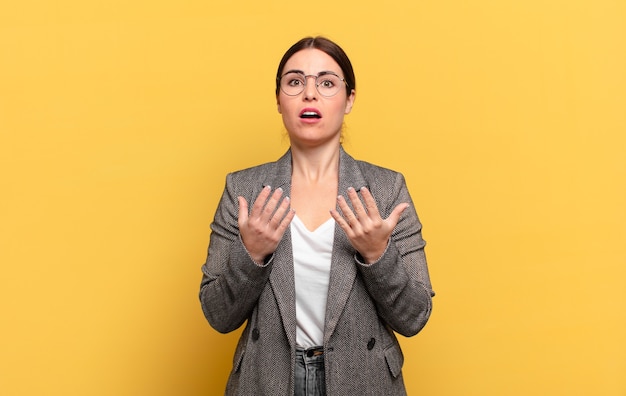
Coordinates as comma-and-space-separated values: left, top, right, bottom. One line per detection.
330, 186, 409, 264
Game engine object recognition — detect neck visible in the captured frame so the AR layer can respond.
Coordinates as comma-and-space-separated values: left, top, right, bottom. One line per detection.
290, 142, 341, 183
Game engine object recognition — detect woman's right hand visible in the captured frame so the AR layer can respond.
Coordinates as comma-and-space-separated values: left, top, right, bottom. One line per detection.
238, 186, 295, 264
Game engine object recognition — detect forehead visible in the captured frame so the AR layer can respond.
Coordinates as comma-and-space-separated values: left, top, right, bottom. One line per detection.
282, 48, 342, 75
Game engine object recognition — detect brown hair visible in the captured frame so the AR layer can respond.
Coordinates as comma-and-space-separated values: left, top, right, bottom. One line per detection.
275, 36, 356, 97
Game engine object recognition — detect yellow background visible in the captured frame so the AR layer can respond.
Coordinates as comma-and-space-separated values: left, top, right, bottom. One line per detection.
1, 0, 625, 395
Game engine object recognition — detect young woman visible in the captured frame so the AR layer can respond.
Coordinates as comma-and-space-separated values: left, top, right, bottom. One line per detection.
200, 36, 434, 396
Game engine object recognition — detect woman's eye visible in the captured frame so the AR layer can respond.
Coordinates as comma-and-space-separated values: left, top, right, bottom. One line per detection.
288, 79, 303, 86
320, 79, 334, 88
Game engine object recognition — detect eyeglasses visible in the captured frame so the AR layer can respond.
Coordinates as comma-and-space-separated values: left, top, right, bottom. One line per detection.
279, 71, 347, 98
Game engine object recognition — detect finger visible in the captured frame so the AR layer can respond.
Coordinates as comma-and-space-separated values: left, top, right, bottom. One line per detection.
387, 203, 410, 227
329, 208, 353, 234
261, 187, 284, 220
269, 195, 291, 227
346, 187, 368, 220
275, 207, 296, 234
359, 187, 381, 218
250, 185, 272, 218
237, 196, 249, 227
337, 194, 359, 227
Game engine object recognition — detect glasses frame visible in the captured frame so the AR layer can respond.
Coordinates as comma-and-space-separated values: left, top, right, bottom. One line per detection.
278, 71, 348, 98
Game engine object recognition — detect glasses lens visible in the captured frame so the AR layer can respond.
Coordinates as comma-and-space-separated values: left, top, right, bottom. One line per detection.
315, 73, 343, 97
280, 72, 306, 96
279, 72, 345, 97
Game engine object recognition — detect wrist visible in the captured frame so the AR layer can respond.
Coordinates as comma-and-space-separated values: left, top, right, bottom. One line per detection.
239, 235, 273, 267
357, 239, 391, 265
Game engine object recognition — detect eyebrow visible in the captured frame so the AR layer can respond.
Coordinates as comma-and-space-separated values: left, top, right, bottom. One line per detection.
282, 69, 338, 77
283, 69, 305, 75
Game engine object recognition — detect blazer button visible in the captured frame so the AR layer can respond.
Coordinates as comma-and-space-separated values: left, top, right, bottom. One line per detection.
367, 338, 376, 350
251, 328, 260, 341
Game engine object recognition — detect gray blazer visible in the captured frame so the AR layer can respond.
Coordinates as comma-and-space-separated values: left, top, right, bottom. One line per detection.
200, 148, 434, 395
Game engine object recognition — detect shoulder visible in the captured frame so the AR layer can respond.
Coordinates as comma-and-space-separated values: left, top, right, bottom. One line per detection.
346, 154, 406, 193
341, 147, 403, 182
227, 150, 290, 184
222, 162, 275, 201
342, 152, 411, 213
222, 151, 291, 198
355, 159, 403, 182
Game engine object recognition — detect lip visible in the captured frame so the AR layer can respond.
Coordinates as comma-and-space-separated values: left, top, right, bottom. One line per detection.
299, 108, 323, 118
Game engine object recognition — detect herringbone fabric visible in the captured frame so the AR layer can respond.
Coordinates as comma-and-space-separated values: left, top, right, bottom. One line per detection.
200, 147, 434, 395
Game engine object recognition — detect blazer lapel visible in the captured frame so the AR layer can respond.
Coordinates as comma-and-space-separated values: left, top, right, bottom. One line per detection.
265, 150, 298, 349
263, 148, 369, 347
324, 148, 368, 344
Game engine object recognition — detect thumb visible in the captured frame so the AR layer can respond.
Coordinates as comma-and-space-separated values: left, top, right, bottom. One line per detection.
387, 203, 410, 227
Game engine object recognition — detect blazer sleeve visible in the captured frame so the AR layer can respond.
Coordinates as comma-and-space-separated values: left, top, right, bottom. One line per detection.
199, 172, 273, 334
356, 171, 435, 337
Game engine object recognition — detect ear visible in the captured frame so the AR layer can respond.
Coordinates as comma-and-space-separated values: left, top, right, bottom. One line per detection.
344, 89, 356, 114
276, 96, 282, 114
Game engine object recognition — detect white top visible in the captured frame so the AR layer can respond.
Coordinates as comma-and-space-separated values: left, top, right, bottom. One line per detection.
291, 215, 335, 348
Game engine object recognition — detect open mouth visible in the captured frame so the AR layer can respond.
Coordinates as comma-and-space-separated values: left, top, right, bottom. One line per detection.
299, 109, 322, 119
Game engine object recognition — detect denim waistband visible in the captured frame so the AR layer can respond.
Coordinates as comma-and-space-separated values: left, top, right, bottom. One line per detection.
296, 346, 324, 358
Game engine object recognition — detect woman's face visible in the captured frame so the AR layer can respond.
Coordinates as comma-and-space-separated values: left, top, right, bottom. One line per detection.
277, 49, 355, 149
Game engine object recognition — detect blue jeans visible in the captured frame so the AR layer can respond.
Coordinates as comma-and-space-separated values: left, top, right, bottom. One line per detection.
294, 346, 326, 396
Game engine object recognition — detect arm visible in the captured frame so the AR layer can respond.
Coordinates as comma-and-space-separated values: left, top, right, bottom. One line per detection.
199, 173, 270, 333
332, 172, 434, 337
199, 174, 294, 333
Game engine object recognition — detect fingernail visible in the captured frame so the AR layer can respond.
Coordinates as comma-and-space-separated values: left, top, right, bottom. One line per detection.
276, 187, 283, 193
347, 187, 355, 192
264, 185, 271, 190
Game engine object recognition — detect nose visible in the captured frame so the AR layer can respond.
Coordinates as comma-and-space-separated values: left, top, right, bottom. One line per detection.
303, 75, 317, 100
